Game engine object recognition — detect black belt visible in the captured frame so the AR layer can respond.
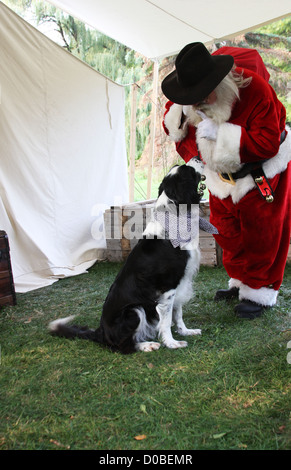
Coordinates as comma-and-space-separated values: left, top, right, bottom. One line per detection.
220, 162, 262, 182
219, 163, 275, 203
220, 129, 287, 182
218, 129, 287, 203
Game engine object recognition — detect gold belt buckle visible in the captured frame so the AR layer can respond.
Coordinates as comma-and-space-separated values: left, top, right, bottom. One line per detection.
218, 172, 236, 185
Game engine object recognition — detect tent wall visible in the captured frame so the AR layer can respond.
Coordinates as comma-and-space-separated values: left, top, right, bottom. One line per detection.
0, 3, 129, 292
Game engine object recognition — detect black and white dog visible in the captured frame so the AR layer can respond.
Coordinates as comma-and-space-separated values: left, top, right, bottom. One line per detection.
49, 164, 209, 354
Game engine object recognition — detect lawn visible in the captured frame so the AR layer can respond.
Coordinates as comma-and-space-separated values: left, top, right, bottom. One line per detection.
0, 261, 291, 450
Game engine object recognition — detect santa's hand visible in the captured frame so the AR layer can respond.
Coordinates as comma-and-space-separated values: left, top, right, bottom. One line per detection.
196, 111, 218, 141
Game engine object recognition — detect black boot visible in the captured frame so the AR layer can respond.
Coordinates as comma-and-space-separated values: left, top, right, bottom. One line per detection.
214, 287, 239, 301
234, 300, 264, 319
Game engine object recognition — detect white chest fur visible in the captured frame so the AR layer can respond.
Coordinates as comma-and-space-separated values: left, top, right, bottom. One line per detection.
174, 242, 200, 307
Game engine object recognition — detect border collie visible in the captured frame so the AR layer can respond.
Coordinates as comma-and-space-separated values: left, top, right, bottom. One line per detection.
49, 164, 207, 354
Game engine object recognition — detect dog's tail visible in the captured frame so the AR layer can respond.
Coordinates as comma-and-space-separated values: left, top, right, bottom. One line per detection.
48, 316, 103, 343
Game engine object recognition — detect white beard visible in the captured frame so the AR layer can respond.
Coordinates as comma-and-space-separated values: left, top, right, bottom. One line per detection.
194, 76, 242, 173
185, 75, 239, 126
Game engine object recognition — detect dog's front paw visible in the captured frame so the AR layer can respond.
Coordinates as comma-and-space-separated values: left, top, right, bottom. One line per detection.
177, 327, 202, 336
165, 339, 188, 349
136, 341, 161, 352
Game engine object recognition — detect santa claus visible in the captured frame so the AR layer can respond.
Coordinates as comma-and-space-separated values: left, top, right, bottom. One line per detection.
162, 42, 291, 319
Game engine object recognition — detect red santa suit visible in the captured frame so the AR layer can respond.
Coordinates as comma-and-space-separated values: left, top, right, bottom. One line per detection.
163, 62, 291, 307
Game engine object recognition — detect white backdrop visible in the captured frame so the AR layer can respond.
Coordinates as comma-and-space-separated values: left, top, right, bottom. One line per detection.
0, 3, 129, 292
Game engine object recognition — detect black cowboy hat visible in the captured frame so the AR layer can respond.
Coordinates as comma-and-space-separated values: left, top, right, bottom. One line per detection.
161, 42, 234, 105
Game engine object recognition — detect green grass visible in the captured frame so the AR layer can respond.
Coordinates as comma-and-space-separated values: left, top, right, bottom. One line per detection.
1, 262, 291, 450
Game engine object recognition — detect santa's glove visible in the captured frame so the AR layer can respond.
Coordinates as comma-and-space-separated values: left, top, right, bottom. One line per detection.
196, 111, 218, 141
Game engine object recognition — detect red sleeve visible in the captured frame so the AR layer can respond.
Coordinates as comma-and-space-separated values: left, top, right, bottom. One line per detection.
232, 74, 286, 163
163, 101, 199, 163
175, 126, 199, 163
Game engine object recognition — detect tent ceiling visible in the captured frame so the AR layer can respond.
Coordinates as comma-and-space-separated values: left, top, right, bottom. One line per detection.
47, 0, 290, 59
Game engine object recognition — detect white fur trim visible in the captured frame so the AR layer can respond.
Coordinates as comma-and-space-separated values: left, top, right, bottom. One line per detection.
204, 167, 260, 204
212, 123, 242, 173
239, 283, 278, 307
164, 103, 188, 142
196, 138, 216, 167
204, 128, 291, 203
263, 128, 291, 178
197, 122, 242, 173
228, 278, 242, 289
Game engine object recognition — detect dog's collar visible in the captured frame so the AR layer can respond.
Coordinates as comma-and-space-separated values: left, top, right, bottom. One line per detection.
154, 207, 218, 249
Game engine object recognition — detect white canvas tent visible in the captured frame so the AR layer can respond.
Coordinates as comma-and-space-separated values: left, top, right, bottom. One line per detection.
47, 0, 291, 60
0, 2, 128, 292
45, 0, 290, 197
0, 1, 290, 294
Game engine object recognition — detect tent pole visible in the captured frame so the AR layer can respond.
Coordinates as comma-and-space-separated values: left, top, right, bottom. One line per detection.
147, 60, 159, 199
129, 83, 137, 202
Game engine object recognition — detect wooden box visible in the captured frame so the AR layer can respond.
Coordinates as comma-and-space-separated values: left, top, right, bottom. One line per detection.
103, 200, 223, 266
0, 230, 16, 306
199, 201, 223, 266
103, 200, 155, 262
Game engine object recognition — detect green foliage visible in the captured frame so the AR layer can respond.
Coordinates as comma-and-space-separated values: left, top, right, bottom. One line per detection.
3, 0, 32, 13
257, 17, 291, 37
5, 0, 149, 84
278, 94, 291, 123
